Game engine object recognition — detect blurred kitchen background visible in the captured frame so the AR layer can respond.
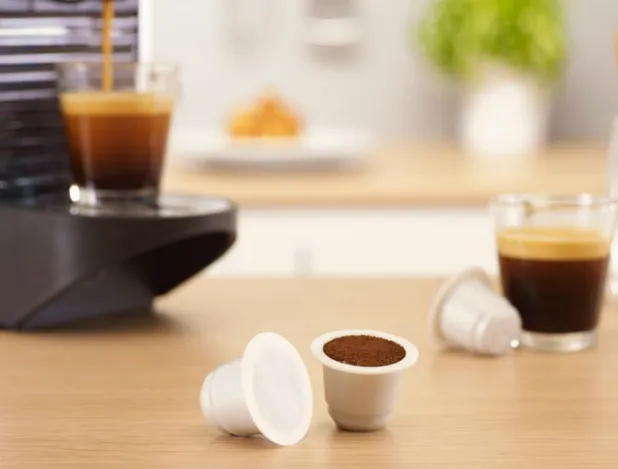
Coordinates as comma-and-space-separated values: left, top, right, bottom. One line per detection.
2, 0, 618, 279
149, 0, 618, 143
152, 0, 617, 278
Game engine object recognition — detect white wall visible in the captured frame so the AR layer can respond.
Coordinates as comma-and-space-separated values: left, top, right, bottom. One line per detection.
150, 0, 455, 142
550, 0, 618, 140
149, 0, 618, 143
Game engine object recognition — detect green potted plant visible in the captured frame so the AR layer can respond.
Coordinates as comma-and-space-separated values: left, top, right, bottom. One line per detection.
416, 0, 567, 157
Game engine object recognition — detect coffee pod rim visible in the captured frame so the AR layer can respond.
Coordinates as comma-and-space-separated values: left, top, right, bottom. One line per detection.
244, 332, 314, 446
428, 266, 494, 350
310, 328, 420, 376
201, 331, 314, 447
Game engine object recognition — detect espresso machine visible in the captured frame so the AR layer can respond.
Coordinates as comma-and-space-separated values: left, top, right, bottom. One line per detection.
0, 0, 237, 329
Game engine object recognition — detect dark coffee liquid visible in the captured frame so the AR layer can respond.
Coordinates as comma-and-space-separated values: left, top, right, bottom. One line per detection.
498, 227, 610, 334
61, 92, 173, 191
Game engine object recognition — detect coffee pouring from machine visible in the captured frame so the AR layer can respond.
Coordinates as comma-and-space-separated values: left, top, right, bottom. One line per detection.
0, 0, 237, 329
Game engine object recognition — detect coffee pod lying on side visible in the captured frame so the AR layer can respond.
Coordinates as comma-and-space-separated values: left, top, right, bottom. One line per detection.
429, 267, 521, 356
311, 329, 419, 432
200, 332, 313, 446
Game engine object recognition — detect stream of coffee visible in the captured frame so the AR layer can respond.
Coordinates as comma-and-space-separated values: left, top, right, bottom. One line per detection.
102, 0, 114, 90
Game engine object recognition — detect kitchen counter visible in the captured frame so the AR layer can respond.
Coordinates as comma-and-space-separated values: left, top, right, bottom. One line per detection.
1, 277, 617, 468
163, 142, 609, 207
163, 142, 611, 277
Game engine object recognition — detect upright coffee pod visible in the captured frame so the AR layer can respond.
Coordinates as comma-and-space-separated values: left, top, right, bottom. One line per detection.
200, 332, 313, 446
311, 329, 419, 432
429, 267, 521, 356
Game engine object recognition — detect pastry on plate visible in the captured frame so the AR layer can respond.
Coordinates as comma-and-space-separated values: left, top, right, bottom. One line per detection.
228, 93, 302, 140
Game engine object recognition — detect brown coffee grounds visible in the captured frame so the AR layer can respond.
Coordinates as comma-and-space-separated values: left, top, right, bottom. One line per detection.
323, 335, 406, 367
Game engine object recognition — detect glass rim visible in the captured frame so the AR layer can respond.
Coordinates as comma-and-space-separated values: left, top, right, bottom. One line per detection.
55, 61, 179, 73
490, 193, 618, 210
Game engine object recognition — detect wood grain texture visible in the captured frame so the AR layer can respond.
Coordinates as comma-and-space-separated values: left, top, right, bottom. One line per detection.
163, 142, 609, 207
0, 277, 617, 468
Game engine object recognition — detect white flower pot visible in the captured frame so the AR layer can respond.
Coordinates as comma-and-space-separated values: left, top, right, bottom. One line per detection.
458, 63, 551, 158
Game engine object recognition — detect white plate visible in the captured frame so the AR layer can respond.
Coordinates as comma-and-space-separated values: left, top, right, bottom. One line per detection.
172, 128, 376, 171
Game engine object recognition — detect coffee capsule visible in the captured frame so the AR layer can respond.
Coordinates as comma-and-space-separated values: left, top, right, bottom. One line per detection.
311, 329, 419, 432
200, 332, 313, 446
429, 267, 521, 356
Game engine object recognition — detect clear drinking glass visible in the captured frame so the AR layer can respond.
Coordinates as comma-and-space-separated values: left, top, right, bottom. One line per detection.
606, 118, 618, 303
57, 62, 179, 206
491, 194, 618, 352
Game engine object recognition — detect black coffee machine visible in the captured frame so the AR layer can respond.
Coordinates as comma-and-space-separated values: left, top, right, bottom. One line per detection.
0, 0, 237, 329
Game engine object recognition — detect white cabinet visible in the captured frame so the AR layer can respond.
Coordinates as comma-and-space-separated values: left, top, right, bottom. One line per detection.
306, 210, 498, 276
207, 208, 499, 277
207, 212, 299, 276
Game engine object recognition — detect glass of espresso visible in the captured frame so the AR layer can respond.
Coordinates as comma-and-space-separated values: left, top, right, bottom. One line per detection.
491, 194, 618, 352
57, 62, 178, 206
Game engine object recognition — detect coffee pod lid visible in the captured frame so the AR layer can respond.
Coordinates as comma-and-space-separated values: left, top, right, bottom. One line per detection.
201, 332, 314, 446
241, 332, 313, 446
428, 267, 494, 350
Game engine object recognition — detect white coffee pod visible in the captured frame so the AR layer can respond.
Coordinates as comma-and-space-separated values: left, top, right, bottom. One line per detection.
311, 329, 419, 432
200, 332, 313, 446
429, 267, 522, 356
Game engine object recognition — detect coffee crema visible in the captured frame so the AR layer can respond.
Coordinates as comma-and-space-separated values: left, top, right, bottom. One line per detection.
497, 226, 610, 334
497, 226, 611, 260
60, 92, 174, 115
61, 92, 174, 191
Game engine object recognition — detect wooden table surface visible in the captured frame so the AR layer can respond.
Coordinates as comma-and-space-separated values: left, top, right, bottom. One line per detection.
163, 142, 609, 207
1, 277, 617, 468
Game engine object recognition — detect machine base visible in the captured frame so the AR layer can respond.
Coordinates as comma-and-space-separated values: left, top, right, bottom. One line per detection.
0, 193, 237, 329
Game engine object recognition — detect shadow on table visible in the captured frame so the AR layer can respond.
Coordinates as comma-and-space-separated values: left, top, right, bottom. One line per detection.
22, 308, 185, 337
